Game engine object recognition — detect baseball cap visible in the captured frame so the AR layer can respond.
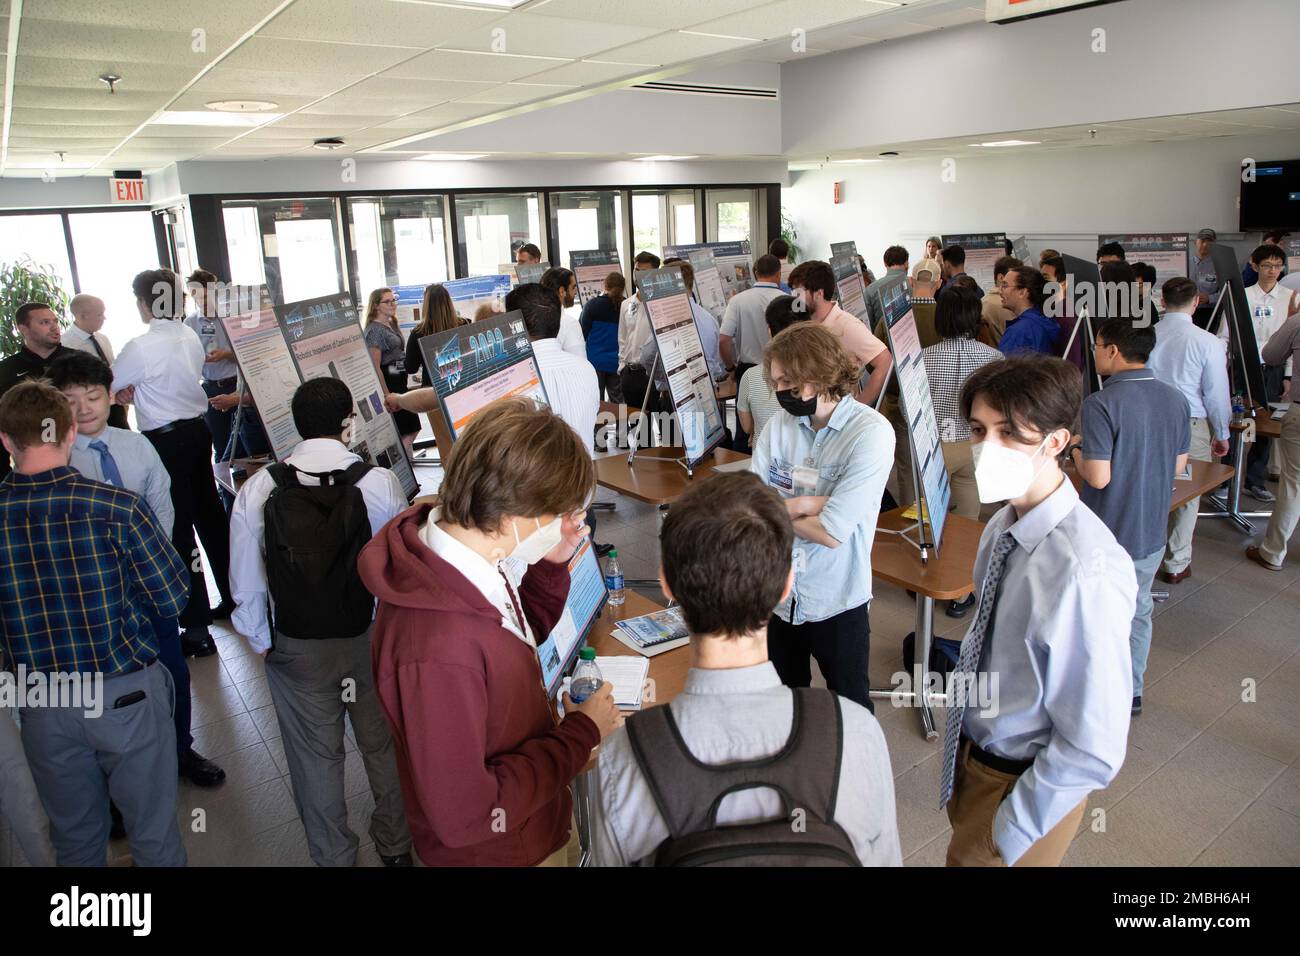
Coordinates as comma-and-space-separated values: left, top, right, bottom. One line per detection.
1197, 228, 1217, 241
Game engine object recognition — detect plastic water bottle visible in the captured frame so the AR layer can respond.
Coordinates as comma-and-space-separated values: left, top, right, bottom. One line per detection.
1231, 394, 1245, 424
604, 549, 625, 606
569, 648, 603, 704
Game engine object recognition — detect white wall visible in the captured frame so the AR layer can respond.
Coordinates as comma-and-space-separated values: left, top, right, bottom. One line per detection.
781, 0, 1300, 157
782, 131, 1299, 275
0, 175, 147, 210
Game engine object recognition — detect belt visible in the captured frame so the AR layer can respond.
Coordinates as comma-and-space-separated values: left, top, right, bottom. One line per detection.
143, 416, 205, 436
204, 376, 238, 389
962, 736, 1034, 776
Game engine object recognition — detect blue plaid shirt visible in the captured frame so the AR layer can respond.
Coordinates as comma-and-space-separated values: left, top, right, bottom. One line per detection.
0, 466, 188, 675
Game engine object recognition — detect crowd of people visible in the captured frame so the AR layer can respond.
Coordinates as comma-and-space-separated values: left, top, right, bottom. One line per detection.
0, 227, 1296, 869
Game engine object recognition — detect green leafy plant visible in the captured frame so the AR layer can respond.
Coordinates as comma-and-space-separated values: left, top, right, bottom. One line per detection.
779, 209, 800, 263
0, 257, 71, 358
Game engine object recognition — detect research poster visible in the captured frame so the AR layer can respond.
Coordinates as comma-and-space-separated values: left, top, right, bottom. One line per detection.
570, 249, 621, 308
216, 285, 303, 462
830, 240, 858, 259
1012, 235, 1032, 264
515, 262, 550, 285
831, 252, 869, 321
1099, 233, 1189, 306
688, 248, 728, 322
1285, 237, 1300, 275
392, 284, 424, 338
274, 293, 419, 499
942, 233, 1007, 293
639, 267, 726, 468
880, 281, 951, 551
664, 241, 754, 301
442, 274, 512, 323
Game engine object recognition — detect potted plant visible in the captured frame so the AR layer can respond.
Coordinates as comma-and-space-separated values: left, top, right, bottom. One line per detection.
779, 209, 800, 263
0, 257, 71, 358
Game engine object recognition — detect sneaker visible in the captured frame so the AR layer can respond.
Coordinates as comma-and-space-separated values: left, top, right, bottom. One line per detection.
1131, 695, 1142, 716
1246, 485, 1276, 502
945, 594, 976, 618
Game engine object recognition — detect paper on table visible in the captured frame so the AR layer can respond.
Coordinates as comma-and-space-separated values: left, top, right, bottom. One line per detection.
594, 655, 651, 709
711, 457, 753, 474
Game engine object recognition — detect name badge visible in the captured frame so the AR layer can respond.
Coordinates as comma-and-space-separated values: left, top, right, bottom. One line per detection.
792, 465, 820, 493
1256, 306, 1273, 319
767, 461, 793, 490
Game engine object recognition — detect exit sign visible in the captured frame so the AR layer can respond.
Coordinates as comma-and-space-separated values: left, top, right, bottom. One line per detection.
109, 177, 148, 203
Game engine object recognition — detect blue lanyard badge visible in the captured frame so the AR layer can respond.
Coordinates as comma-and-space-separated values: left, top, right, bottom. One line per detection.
767, 459, 794, 491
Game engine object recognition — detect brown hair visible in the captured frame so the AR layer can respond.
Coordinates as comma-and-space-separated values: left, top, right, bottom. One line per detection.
438, 398, 594, 533
959, 355, 1080, 459
0, 379, 73, 450
132, 268, 185, 319
1161, 276, 1199, 313
414, 284, 461, 338
763, 322, 861, 400
663, 257, 695, 292
473, 303, 497, 322
993, 255, 1022, 281
604, 271, 626, 311
660, 472, 793, 639
364, 287, 397, 331
787, 260, 836, 300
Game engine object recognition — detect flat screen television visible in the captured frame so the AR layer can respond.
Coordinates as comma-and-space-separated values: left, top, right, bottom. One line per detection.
1240, 158, 1300, 231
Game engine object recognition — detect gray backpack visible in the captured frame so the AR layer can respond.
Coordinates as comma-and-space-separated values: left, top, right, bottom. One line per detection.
624, 688, 860, 866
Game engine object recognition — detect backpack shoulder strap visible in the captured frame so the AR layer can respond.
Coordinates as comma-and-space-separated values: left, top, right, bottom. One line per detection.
266, 462, 297, 489
339, 461, 374, 486
624, 705, 700, 839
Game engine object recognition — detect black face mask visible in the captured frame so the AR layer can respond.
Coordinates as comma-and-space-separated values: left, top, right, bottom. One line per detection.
776, 387, 817, 418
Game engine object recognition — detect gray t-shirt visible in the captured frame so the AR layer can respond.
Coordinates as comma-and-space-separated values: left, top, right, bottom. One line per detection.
1080, 368, 1191, 559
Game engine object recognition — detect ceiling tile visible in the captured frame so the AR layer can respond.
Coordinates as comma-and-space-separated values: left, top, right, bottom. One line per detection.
453, 84, 569, 106
739, 42, 834, 63
804, 28, 882, 52
912, 5, 990, 28
529, 0, 770, 32
511, 58, 646, 86
190, 67, 356, 100
21, 0, 282, 28
1255, 106, 1300, 128
691, 0, 895, 41
16, 17, 197, 65
366, 103, 497, 129
385, 49, 571, 83
596, 31, 761, 67
851, 21, 936, 42
436, 12, 661, 60
8, 136, 124, 150
259, 0, 501, 47
221, 36, 421, 75
15, 55, 195, 92
270, 112, 384, 129
170, 89, 317, 112
10, 86, 167, 111
5, 123, 139, 140
10, 107, 155, 127
337, 75, 498, 102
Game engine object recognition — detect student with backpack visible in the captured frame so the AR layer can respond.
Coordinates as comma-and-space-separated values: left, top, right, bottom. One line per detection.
589, 471, 901, 867
229, 377, 413, 867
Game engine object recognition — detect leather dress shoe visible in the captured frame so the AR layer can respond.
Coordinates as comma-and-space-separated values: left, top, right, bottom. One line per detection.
182, 628, 217, 658
381, 851, 413, 867
1157, 567, 1191, 584
178, 749, 226, 788
1246, 546, 1282, 572
946, 594, 976, 618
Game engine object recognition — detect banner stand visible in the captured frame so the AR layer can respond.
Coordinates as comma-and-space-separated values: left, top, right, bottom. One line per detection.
624, 351, 695, 478
877, 436, 934, 565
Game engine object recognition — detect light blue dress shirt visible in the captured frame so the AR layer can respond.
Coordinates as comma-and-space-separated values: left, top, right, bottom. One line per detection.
962, 477, 1136, 865
70, 426, 175, 538
750, 396, 894, 624
1147, 311, 1231, 440
640, 298, 727, 389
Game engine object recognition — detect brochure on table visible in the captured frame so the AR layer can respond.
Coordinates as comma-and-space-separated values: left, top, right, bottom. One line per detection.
514, 262, 550, 286
664, 241, 754, 301
569, 249, 621, 308
688, 247, 729, 322
831, 252, 869, 321
941, 233, 1007, 293
416, 313, 605, 698
250, 293, 421, 499
639, 266, 727, 468
1098, 233, 1189, 306
442, 274, 512, 323
879, 281, 950, 552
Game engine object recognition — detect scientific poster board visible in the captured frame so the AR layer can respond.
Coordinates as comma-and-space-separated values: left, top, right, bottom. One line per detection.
941, 233, 1007, 292
244, 293, 421, 499
215, 285, 302, 461
830, 240, 858, 259
515, 262, 550, 286
1012, 235, 1032, 263
664, 241, 754, 302
879, 281, 950, 551
570, 249, 621, 308
639, 266, 727, 468
392, 284, 424, 338
831, 252, 869, 321
1285, 237, 1300, 275
688, 248, 728, 322
1210, 243, 1267, 409
1062, 254, 1104, 395
442, 275, 512, 323
1098, 233, 1189, 306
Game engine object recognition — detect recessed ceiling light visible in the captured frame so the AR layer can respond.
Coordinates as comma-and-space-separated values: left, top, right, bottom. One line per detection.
635, 155, 698, 162
313, 137, 346, 150
414, 152, 486, 162
973, 139, 1042, 147
878, 151, 899, 157
204, 100, 279, 113
151, 110, 282, 127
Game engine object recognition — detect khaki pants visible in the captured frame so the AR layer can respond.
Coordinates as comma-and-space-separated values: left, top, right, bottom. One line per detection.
945, 742, 1086, 867
535, 815, 581, 867
942, 440, 979, 520
1163, 417, 1212, 574
882, 396, 915, 507
1260, 404, 1300, 565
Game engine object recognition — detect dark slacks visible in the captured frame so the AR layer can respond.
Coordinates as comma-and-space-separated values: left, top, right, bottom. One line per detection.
731, 361, 755, 454
150, 610, 192, 757
767, 602, 873, 713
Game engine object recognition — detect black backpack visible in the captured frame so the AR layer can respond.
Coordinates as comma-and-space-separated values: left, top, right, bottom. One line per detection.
263, 461, 376, 641
624, 687, 860, 866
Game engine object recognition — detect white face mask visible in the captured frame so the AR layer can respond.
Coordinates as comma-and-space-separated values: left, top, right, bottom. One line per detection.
508, 516, 564, 565
972, 436, 1053, 504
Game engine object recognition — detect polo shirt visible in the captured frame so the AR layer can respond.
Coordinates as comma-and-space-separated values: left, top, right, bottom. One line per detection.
719, 282, 785, 366
998, 307, 1059, 356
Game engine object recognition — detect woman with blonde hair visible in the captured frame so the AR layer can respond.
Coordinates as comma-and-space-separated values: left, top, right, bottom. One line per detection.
364, 287, 420, 452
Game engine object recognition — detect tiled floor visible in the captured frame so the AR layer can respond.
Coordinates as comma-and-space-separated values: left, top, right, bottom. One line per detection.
3, 463, 1297, 867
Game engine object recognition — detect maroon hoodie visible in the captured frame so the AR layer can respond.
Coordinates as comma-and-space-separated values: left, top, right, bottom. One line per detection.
358, 503, 599, 866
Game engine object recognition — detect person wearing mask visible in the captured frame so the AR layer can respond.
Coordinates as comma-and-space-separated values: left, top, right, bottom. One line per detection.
0, 380, 191, 866
1247, 295, 1300, 572
1096, 241, 1126, 264
112, 269, 236, 657
721, 254, 787, 451
1190, 228, 1222, 328
50, 351, 227, 790
0, 301, 78, 480
982, 256, 1021, 342
1070, 319, 1190, 716
939, 245, 985, 298
769, 237, 795, 290
230, 377, 413, 867
997, 267, 1059, 356
1217, 243, 1300, 501
616, 251, 662, 408
866, 245, 910, 330
1242, 231, 1290, 287
359, 398, 620, 866
515, 243, 543, 265
363, 288, 420, 456
790, 260, 893, 406
579, 271, 625, 402
639, 258, 727, 414
737, 295, 808, 451
942, 355, 1135, 867
539, 266, 587, 360
64, 293, 129, 429
1147, 277, 1232, 584
406, 283, 464, 388
750, 323, 894, 713
589, 471, 901, 867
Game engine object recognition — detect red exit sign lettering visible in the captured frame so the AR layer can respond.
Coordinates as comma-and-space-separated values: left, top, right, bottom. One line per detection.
110, 178, 148, 203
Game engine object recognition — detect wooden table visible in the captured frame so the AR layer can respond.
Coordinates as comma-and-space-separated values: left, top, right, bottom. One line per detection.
1063, 459, 1235, 513
1255, 406, 1283, 441
594, 445, 751, 506
213, 457, 270, 498
868, 507, 986, 740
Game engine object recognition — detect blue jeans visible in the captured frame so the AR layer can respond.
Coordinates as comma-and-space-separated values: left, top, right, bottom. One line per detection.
1130, 548, 1163, 696
150, 610, 192, 758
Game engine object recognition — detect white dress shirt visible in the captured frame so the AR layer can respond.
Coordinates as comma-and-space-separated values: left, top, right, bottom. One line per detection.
110, 319, 208, 432
63, 324, 116, 365
617, 295, 651, 371
962, 477, 1136, 865
229, 438, 407, 652
558, 307, 587, 361
70, 426, 174, 537
1218, 283, 1298, 374
1147, 311, 1232, 441
532, 337, 599, 457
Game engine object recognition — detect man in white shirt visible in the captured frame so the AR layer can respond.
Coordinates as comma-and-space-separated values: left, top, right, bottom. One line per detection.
112, 268, 235, 657
229, 377, 411, 867
539, 267, 588, 360
64, 293, 118, 365
616, 252, 662, 405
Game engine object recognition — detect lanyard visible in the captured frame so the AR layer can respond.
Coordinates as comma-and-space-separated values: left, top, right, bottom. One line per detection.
497, 568, 528, 639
